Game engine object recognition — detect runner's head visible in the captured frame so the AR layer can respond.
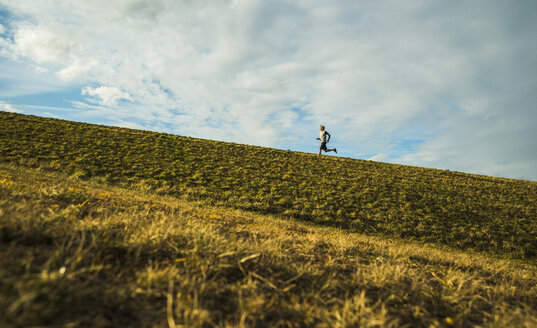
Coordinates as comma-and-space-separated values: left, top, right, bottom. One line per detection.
320, 125, 325, 131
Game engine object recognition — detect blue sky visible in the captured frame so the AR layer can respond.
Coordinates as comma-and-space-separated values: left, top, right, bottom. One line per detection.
1, 0, 536, 180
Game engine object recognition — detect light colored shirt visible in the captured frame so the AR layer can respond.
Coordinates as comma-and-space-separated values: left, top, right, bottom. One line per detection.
320, 130, 328, 142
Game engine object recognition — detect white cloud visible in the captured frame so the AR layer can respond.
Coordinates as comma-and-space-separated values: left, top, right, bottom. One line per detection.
11, 25, 74, 63
0, 101, 22, 113
114, 119, 146, 130
35, 66, 49, 74
0, 24, 5, 35
57, 60, 96, 81
0, 0, 536, 179
81, 86, 133, 107
368, 153, 388, 162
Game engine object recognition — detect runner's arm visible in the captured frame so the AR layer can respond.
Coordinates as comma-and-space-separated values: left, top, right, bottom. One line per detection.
326, 132, 331, 143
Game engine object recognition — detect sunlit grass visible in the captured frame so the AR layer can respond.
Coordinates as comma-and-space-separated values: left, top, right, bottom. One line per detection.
1, 164, 536, 327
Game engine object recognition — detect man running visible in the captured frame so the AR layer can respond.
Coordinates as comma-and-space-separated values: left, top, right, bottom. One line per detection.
317, 125, 337, 156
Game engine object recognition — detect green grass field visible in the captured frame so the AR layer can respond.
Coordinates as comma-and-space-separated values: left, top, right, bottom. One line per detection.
1, 112, 537, 327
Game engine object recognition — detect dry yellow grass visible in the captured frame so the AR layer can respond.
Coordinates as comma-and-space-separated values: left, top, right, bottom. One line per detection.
1, 163, 536, 327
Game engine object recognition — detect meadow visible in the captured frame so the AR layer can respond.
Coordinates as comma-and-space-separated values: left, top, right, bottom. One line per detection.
2, 112, 537, 326
1, 112, 536, 260
1, 163, 537, 327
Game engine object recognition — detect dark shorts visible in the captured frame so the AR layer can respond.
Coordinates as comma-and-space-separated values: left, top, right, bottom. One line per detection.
320, 142, 327, 151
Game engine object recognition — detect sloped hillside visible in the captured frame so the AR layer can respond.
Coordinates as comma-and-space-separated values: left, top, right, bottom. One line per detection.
1, 164, 537, 327
1, 112, 536, 259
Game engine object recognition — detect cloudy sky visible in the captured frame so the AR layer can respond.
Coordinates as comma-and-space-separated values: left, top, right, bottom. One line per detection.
1, 0, 536, 180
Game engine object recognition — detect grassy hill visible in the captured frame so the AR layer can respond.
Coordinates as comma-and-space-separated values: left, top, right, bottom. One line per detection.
1, 112, 537, 326
1, 112, 536, 259
2, 164, 537, 327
